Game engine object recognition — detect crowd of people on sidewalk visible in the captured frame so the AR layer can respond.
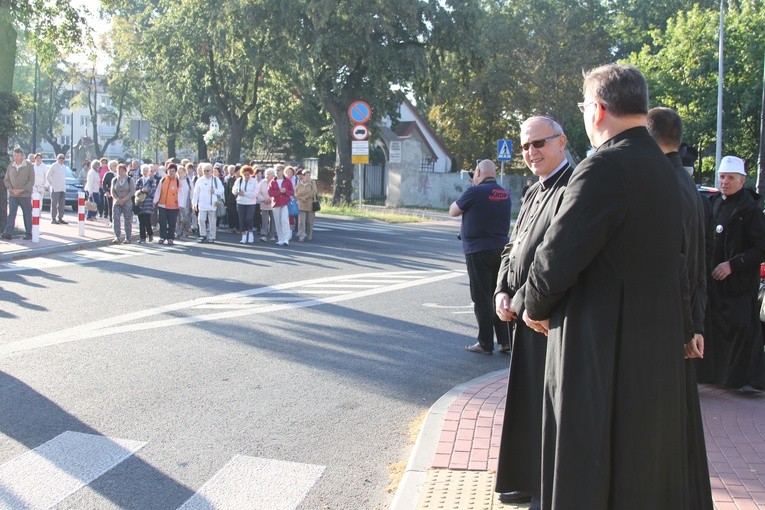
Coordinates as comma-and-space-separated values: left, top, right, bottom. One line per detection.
451, 64, 765, 510
1, 150, 320, 248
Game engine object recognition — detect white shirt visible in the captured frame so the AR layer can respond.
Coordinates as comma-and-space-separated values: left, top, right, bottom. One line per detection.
233, 176, 258, 205
192, 176, 223, 211
46, 162, 68, 192
85, 168, 101, 193
33, 163, 47, 195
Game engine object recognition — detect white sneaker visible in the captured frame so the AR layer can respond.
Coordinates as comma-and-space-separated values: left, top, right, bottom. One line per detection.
240, 234, 247, 244
247, 232, 254, 243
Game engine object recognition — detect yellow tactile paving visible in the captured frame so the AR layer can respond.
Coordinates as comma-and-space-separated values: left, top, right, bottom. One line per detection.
416, 469, 530, 510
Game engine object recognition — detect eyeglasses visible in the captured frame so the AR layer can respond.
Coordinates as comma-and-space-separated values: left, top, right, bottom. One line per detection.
577, 101, 597, 113
521, 134, 561, 152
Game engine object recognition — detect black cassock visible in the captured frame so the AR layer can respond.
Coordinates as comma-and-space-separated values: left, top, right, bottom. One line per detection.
494, 163, 573, 497
525, 127, 689, 510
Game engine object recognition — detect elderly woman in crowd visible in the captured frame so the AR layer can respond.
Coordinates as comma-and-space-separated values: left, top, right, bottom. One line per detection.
84, 159, 101, 220
233, 165, 258, 244
110, 163, 136, 244
257, 168, 276, 242
153, 162, 181, 245
101, 159, 118, 225
136, 164, 157, 243
295, 169, 318, 242
268, 164, 294, 246
192, 162, 224, 243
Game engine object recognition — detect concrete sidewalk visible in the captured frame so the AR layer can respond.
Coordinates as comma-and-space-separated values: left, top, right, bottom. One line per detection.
0, 210, 126, 263
392, 370, 765, 510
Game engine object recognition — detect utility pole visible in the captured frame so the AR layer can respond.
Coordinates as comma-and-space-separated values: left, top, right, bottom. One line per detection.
715, 0, 725, 171
757, 48, 765, 198
32, 54, 38, 153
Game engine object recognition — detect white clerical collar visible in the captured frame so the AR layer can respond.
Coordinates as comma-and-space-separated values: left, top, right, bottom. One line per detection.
541, 160, 569, 183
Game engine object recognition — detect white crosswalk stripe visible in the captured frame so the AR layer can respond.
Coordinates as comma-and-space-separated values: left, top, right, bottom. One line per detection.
0, 243, 185, 273
177, 456, 325, 510
2, 270, 464, 357
0, 431, 146, 510
0, 433, 324, 510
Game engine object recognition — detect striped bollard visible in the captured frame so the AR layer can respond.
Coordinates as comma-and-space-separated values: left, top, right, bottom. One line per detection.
78, 192, 86, 236
31, 192, 41, 243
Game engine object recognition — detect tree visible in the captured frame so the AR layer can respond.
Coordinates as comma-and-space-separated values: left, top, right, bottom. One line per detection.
0, 0, 86, 164
295, 0, 440, 203
630, 1, 765, 179
420, 0, 613, 169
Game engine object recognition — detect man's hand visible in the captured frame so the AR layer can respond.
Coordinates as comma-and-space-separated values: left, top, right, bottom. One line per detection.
712, 261, 732, 280
10, 189, 22, 197
523, 310, 549, 336
684, 334, 704, 359
495, 292, 517, 322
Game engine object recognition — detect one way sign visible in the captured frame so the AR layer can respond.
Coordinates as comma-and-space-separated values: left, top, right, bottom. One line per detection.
497, 139, 513, 161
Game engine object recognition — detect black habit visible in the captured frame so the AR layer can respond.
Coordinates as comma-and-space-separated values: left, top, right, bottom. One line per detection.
668, 152, 713, 510
701, 187, 765, 389
525, 127, 688, 510
494, 163, 573, 497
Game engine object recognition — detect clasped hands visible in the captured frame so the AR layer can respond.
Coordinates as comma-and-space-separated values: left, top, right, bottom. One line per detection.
495, 292, 549, 335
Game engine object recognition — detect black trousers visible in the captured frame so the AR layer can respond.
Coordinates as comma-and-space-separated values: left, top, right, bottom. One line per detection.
158, 208, 178, 240
138, 213, 153, 240
465, 248, 509, 351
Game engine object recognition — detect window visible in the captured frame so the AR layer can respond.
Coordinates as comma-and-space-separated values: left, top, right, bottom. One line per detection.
60, 135, 71, 146
420, 158, 435, 173
62, 115, 71, 125
80, 116, 89, 126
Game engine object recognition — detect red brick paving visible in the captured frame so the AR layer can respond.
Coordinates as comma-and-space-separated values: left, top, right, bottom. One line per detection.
431, 371, 765, 509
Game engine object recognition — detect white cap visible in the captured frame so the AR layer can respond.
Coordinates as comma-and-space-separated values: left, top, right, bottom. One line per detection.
718, 155, 746, 176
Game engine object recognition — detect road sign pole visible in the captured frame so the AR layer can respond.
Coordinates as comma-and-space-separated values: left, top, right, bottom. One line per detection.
501, 161, 505, 188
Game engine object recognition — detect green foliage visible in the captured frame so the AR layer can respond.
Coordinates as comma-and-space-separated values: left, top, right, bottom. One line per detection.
629, 1, 765, 169
420, 0, 612, 168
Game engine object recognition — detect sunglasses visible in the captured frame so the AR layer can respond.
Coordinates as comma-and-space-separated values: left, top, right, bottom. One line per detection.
521, 134, 561, 152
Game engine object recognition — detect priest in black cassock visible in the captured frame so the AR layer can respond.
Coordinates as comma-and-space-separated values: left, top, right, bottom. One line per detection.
647, 106, 712, 510
523, 64, 689, 510
493, 116, 573, 510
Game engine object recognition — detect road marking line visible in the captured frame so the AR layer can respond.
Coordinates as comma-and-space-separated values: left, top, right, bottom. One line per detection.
177, 455, 324, 510
301, 283, 382, 288
0, 431, 146, 510
2, 270, 464, 356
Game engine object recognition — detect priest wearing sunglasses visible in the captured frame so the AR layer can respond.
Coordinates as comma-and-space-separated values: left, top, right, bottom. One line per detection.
523, 64, 693, 510
493, 116, 572, 510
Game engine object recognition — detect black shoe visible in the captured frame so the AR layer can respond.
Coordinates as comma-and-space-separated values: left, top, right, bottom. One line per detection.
58, 219, 68, 224
23, 234, 32, 240
465, 342, 492, 355
1, 233, 11, 240
197, 237, 206, 243
498, 491, 532, 504
498, 344, 511, 353
51, 219, 59, 224
740, 385, 762, 395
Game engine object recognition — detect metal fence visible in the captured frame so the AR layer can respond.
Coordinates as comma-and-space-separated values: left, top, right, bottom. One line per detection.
364, 164, 386, 200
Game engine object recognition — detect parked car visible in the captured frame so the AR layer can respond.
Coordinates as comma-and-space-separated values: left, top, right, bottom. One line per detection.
698, 185, 719, 201
41, 166, 84, 212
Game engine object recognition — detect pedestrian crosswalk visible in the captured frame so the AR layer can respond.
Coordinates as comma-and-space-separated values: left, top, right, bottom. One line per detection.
0, 431, 324, 510
2, 270, 464, 357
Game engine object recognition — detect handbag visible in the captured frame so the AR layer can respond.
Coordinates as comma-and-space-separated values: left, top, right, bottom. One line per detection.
312, 198, 321, 212
287, 196, 299, 217
134, 190, 146, 204
215, 200, 226, 218
84, 199, 97, 212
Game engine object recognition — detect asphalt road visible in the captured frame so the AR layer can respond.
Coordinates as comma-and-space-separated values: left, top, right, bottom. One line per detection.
0, 216, 512, 510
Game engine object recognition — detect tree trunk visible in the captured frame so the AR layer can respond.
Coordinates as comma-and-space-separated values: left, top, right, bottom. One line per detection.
325, 98, 354, 204
198, 112, 209, 161
227, 116, 245, 164
0, 3, 16, 166
167, 133, 176, 159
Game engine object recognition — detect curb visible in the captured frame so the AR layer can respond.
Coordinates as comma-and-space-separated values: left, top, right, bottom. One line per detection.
0, 238, 117, 263
389, 369, 508, 510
